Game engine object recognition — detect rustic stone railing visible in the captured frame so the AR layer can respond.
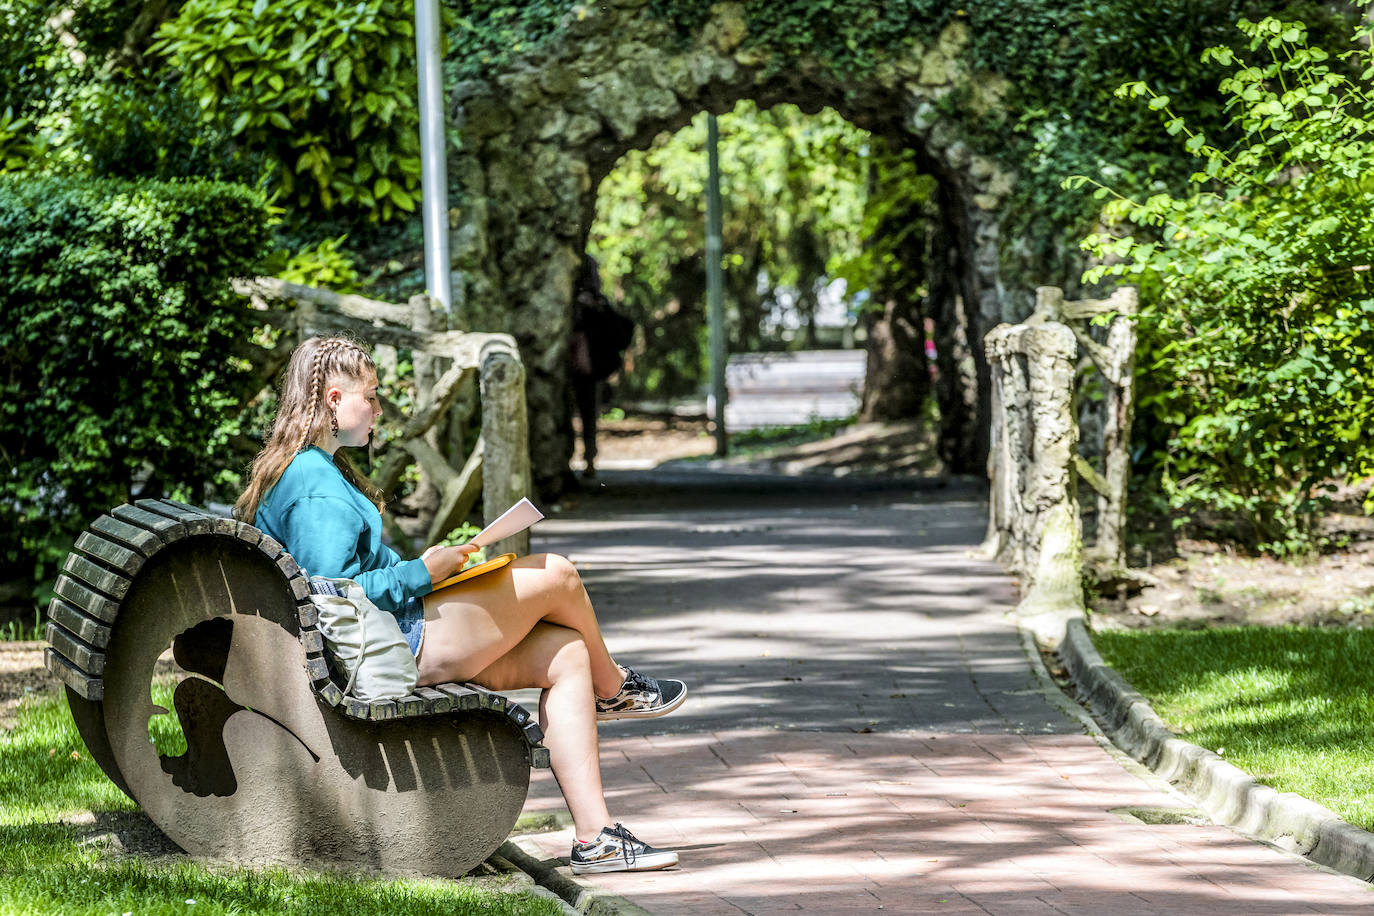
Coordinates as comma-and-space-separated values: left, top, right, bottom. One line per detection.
981, 285, 1137, 640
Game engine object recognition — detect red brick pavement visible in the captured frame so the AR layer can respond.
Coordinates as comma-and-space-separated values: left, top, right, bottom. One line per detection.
515, 479, 1374, 914
516, 729, 1374, 915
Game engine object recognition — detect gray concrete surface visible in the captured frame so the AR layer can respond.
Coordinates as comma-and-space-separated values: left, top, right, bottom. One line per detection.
505, 469, 1373, 914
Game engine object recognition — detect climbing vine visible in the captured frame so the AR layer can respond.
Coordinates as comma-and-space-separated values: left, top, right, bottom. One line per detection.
448, 1, 1354, 284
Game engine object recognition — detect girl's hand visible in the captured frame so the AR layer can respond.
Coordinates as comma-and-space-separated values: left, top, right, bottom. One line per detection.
422, 543, 481, 584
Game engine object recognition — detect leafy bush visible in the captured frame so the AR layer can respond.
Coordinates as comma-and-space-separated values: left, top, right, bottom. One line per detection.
151, 0, 422, 219
1068, 17, 1374, 553
269, 234, 362, 291
0, 0, 62, 171
63, 74, 259, 184
0, 175, 270, 606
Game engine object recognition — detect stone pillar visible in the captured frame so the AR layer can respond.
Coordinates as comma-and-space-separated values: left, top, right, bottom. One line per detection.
479, 343, 531, 557
982, 317, 1084, 643
1038, 285, 1138, 571
1019, 319, 1084, 617
409, 293, 442, 518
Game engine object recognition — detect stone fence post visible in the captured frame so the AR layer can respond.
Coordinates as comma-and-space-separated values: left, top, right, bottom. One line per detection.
982, 316, 1085, 637
480, 341, 531, 557
1036, 286, 1139, 571
981, 285, 1138, 644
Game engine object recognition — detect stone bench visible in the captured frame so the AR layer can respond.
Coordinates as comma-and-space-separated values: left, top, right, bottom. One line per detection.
44, 498, 548, 877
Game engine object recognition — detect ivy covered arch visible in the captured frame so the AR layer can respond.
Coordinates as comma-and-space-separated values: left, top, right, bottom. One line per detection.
442, 2, 1102, 493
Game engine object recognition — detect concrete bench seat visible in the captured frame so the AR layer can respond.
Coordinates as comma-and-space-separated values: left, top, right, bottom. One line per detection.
44, 497, 547, 877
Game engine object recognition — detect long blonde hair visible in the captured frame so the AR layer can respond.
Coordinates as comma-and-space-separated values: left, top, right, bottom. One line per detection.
234, 336, 385, 524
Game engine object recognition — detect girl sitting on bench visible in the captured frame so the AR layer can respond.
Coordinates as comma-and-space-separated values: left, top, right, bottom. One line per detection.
234, 335, 687, 875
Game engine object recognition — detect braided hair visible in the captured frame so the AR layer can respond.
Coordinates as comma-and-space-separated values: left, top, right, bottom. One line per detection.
234, 336, 385, 523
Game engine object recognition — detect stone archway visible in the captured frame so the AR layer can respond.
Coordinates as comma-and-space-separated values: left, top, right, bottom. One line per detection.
447, 4, 1017, 495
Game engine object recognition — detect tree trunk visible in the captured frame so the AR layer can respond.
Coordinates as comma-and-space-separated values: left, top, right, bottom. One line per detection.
929, 188, 986, 473
860, 295, 928, 421
859, 169, 931, 423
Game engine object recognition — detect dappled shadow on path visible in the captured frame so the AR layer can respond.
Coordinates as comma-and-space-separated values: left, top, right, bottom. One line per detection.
520, 729, 1374, 914
535, 481, 1041, 735
514, 474, 1374, 913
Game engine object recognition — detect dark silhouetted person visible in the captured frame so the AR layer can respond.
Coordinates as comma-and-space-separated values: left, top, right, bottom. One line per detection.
570, 253, 634, 480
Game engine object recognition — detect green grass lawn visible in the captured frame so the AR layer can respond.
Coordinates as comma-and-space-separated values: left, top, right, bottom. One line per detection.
1092, 625, 1374, 830
0, 692, 564, 916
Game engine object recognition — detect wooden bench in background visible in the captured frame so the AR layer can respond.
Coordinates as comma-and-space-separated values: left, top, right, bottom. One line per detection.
724, 349, 866, 429
44, 498, 549, 877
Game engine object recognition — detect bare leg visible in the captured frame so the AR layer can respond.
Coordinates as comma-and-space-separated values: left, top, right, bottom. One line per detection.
414, 554, 626, 839
416, 553, 623, 698
456, 621, 612, 838
574, 374, 598, 475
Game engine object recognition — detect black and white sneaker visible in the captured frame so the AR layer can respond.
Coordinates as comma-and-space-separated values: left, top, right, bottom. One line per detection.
595, 667, 687, 721
570, 823, 680, 874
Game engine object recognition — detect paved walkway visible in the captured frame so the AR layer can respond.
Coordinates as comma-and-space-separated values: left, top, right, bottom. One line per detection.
507, 471, 1373, 915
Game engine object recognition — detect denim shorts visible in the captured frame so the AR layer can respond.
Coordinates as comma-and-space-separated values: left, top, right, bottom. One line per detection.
393, 596, 425, 656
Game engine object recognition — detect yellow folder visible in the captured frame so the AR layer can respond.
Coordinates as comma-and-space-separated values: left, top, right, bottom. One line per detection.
431, 553, 517, 592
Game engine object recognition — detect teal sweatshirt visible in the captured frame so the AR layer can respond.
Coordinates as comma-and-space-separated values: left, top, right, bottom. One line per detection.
255, 446, 432, 612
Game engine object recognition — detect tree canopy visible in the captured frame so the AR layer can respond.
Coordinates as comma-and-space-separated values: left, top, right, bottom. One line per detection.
2, 0, 1372, 618
589, 102, 934, 400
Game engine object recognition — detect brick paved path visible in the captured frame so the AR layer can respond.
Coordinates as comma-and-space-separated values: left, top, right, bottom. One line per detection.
509, 472, 1372, 915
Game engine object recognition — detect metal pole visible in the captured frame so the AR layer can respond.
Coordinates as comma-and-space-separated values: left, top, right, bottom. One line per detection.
415, 0, 452, 316
706, 113, 728, 456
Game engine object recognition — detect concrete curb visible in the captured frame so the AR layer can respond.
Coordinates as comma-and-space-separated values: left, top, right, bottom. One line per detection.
498, 837, 655, 916
487, 851, 583, 915
1059, 616, 1374, 883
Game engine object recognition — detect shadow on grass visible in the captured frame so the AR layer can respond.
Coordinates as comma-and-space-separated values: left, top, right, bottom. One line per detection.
0, 694, 561, 916
0, 818, 560, 915
1094, 626, 1374, 826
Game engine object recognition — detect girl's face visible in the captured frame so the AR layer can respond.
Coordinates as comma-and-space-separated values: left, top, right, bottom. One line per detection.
326, 371, 382, 449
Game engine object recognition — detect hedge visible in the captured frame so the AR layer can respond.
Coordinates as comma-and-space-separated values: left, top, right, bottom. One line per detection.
0, 174, 270, 609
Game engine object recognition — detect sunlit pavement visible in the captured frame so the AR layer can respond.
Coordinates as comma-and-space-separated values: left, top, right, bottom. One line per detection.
509, 470, 1373, 915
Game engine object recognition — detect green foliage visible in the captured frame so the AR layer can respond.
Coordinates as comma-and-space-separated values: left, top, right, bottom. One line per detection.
151, 0, 423, 219
1068, 18, 1374, 554
591, 102, 895, 400
646, 0, 940, 80
729, 415, 856, 453
0, 0, 64, 171
0, 609, 43, 642
63, 74, 259, 183
0, 105, 39, 172
436, 523, 486, 565
829, 136, 938, 312
443, 1, 568, 79
270, 234, 363, 291
0, 175, 271, 605
1095, 625, 1374, 830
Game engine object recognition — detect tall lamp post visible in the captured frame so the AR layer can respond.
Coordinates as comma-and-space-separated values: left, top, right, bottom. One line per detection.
706, 113, 728, 456
415, 0, 451, 316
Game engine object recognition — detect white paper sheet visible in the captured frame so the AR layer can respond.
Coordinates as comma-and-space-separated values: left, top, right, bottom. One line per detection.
470, 497, 544, 547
